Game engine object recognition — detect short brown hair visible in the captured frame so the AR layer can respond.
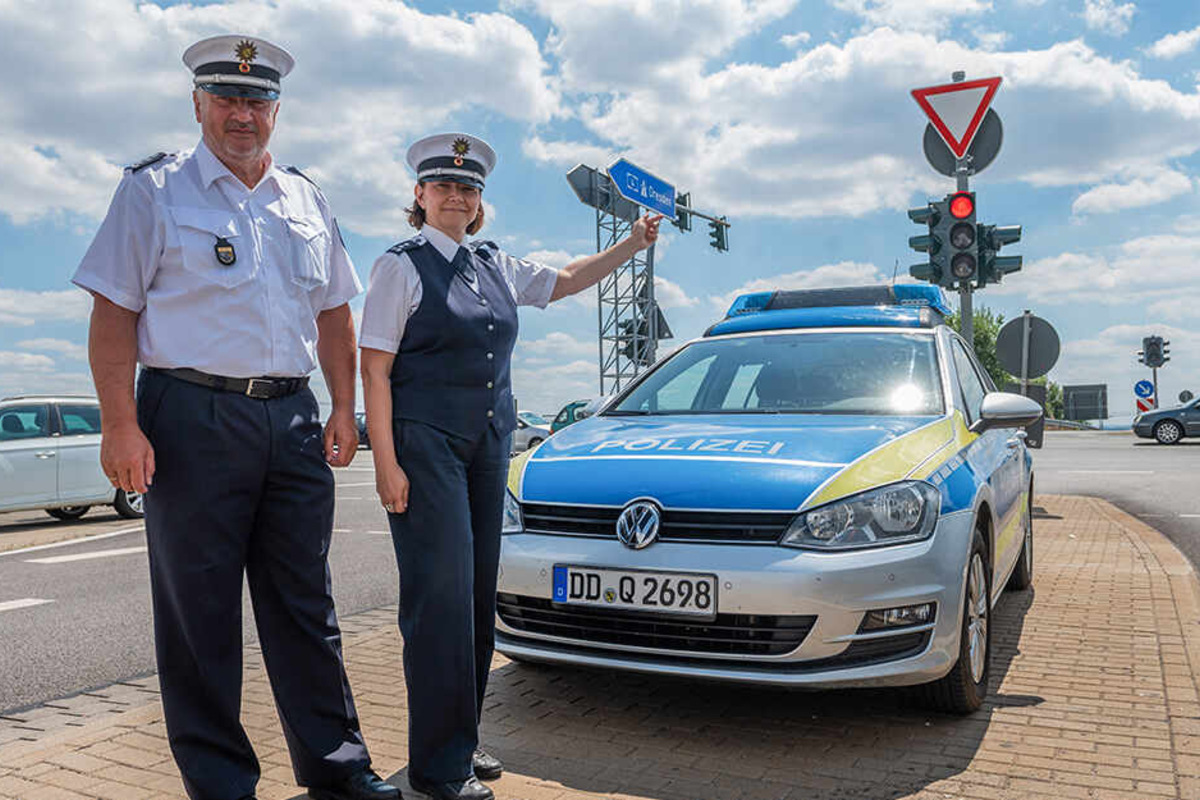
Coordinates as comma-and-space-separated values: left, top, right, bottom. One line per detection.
406, 191, 485, 235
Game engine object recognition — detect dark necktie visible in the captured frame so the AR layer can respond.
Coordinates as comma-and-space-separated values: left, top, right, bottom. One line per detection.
452, 247, 477, 288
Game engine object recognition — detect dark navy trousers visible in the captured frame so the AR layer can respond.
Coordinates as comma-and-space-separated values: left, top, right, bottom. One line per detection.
386, 419, 509, 784
137, 369, 370, 800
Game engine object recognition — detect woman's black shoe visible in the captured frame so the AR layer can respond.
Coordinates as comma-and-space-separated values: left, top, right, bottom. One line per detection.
472, 748, 503, 781
309, 767, 401, 800
408, 773, 493, 800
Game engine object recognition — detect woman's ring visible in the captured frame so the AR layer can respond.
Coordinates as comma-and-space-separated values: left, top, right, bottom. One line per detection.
384, 503, 394, 512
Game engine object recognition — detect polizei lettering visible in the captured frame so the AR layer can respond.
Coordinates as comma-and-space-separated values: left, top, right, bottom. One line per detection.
591, 438, 786, 456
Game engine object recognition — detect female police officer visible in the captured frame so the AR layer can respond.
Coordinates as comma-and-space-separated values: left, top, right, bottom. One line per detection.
359, 133, 660, 800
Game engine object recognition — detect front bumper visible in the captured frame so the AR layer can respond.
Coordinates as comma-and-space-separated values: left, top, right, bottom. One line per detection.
495, 511, 975, 688
1132, 423, 1154, 438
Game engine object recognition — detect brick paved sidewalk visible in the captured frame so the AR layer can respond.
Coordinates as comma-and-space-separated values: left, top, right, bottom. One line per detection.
2, 494, 1198, 800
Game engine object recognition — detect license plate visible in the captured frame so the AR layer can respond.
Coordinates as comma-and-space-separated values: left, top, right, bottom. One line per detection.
552, 565, 717, 618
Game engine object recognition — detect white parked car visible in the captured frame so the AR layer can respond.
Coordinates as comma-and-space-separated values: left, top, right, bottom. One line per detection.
0, 395, 143, 520
513, 411, 552, 453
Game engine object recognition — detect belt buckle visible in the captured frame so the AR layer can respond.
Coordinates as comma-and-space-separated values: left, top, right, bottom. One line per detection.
245, 378, 274, 399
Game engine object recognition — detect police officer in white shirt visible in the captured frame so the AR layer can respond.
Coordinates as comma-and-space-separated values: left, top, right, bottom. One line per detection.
72, 35, 399, 800
359, 133, 661, 800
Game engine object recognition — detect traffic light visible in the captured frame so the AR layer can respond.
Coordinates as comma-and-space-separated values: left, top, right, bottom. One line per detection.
976, 224, 1022, 287
945, 192, 976, 287
907, 200, 945, 284
674, 192, 692, 232
708, 217, 728, 252
1163, 339, 1171, 365
618, 318, 652, 366
1143, 336, 1164, 368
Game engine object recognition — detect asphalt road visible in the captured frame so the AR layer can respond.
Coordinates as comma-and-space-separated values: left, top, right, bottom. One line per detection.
0, 462, 399, 712
1033, 429, 1200, 568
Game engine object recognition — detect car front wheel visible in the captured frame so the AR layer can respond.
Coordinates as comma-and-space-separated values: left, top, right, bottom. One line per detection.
1154, 420, 1183, 445
920, 527, 991, 714
47, 506, 89, 521
114, 489, 145, 519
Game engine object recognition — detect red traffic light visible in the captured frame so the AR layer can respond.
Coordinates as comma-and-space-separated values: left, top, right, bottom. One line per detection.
949, 192, 975, 219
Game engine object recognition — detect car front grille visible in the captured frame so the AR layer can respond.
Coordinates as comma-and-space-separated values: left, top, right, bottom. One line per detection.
496, 593, 816, 656
520, 503, 792, 545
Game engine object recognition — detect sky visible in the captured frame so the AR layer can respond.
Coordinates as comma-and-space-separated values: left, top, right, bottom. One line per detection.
1, 0, 1199, 423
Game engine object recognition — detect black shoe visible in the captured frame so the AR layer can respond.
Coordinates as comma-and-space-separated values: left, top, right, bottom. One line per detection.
472, 748, 503, 781
408, 773, 493, 800
309, 767, 402, 800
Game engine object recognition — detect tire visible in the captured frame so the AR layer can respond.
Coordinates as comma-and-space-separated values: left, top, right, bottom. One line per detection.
1007, 488, 1034, 591
114, 489, 145, 519
1154, 420, 1183, 445
920, 527, 991, 714
527, 437, 544, 450
47, 506, 89, 521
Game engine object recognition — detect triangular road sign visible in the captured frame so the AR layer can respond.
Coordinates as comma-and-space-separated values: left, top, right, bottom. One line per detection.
912, 77, 1002, 159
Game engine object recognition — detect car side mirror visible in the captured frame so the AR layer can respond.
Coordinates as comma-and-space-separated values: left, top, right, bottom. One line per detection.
969, 392, 1044, 435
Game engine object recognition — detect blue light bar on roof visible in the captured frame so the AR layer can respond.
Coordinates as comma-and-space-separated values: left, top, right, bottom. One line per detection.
723, 284, 951, 320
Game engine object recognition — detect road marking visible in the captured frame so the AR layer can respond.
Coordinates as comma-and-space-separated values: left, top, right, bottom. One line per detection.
26, 546, 148, 565
0, 526, 145, 559
0, 598, 54, 613
1053, 470, 1155, 475
1181, 514, 1200, 519
334, 528, 390, 535
336, 482, 376, 489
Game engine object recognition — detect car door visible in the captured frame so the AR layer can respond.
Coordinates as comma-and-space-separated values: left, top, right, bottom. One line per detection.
950, 340, 1022, 585
1185, 401, 1200, 436
0, 403, 58, 511
55, 402, 112, 504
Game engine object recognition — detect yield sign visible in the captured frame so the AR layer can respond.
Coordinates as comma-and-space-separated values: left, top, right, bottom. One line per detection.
911, 77, 1002, 159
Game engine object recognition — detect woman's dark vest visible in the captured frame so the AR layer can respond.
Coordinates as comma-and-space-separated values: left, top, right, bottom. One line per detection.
387, 234, 519, 438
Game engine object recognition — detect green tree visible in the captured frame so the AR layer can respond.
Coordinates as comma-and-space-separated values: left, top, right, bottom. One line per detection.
947, 306, 1064, 419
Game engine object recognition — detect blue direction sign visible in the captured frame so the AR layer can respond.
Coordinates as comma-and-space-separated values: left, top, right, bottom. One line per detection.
1135, 380, 1154, 399
607, 159, 675, 218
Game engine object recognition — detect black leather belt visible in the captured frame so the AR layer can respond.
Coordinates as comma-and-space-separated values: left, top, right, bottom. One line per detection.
154, 368, 308, 400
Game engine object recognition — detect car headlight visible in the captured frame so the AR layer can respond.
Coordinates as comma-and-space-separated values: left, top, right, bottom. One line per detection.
502, 490, 523, 534
781, 481, 941, 550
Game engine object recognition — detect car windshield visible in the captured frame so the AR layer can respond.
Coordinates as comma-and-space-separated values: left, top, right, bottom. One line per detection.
607, 332, 944, 416
519, 412, 549, 426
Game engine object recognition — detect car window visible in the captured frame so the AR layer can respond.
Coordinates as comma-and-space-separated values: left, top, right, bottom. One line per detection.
0, 404, 51, 442
609, 333, 944, 416
951, 340, 988, 423
59, 404, 102, 435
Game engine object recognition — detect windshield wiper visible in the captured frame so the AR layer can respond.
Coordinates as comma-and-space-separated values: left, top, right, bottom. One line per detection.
604, 409, 651, 416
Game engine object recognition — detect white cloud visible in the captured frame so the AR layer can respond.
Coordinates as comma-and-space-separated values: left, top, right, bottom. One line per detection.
991, 232, 1200, 306
517, 331, 595, 358
1071, 166, 1194, 215
780, 31, 812, 48
710, 261, 886, 311
16, 338, 88, 360
0, 288, 92, 328
655, 275, 698, 309
974, 30, 1010, 51
0, 351, 55, 370
525, 28, 1200, 223
510, 0, 797, 91
831, 0, 991, 34
1147, 26, 1200, 59
524, 249, 586, 269
511, 358, 599, 413
0, 0, 558, 234
1082, 0, 1135, 36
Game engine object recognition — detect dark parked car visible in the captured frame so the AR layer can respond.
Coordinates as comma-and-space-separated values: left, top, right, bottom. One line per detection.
1133, 398, 1200, 444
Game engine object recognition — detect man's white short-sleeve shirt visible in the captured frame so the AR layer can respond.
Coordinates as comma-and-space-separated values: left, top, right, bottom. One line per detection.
359, 224, 558, 353
72, 139, 362, 378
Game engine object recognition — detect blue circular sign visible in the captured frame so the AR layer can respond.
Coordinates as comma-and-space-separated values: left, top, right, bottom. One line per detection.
1135, 380, 1154, 398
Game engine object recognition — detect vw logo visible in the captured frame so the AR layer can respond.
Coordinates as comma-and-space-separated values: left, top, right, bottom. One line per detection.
616, 501, 661, 550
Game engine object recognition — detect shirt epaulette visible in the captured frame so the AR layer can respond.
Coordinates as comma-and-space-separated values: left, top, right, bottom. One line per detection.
283, 165, 325, 196
468, 240, 499, 260
125, 152, 170, 173
387, 235, 426, 257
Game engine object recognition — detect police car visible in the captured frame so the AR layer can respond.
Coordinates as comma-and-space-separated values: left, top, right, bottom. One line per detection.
498, 285, 1042, 713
